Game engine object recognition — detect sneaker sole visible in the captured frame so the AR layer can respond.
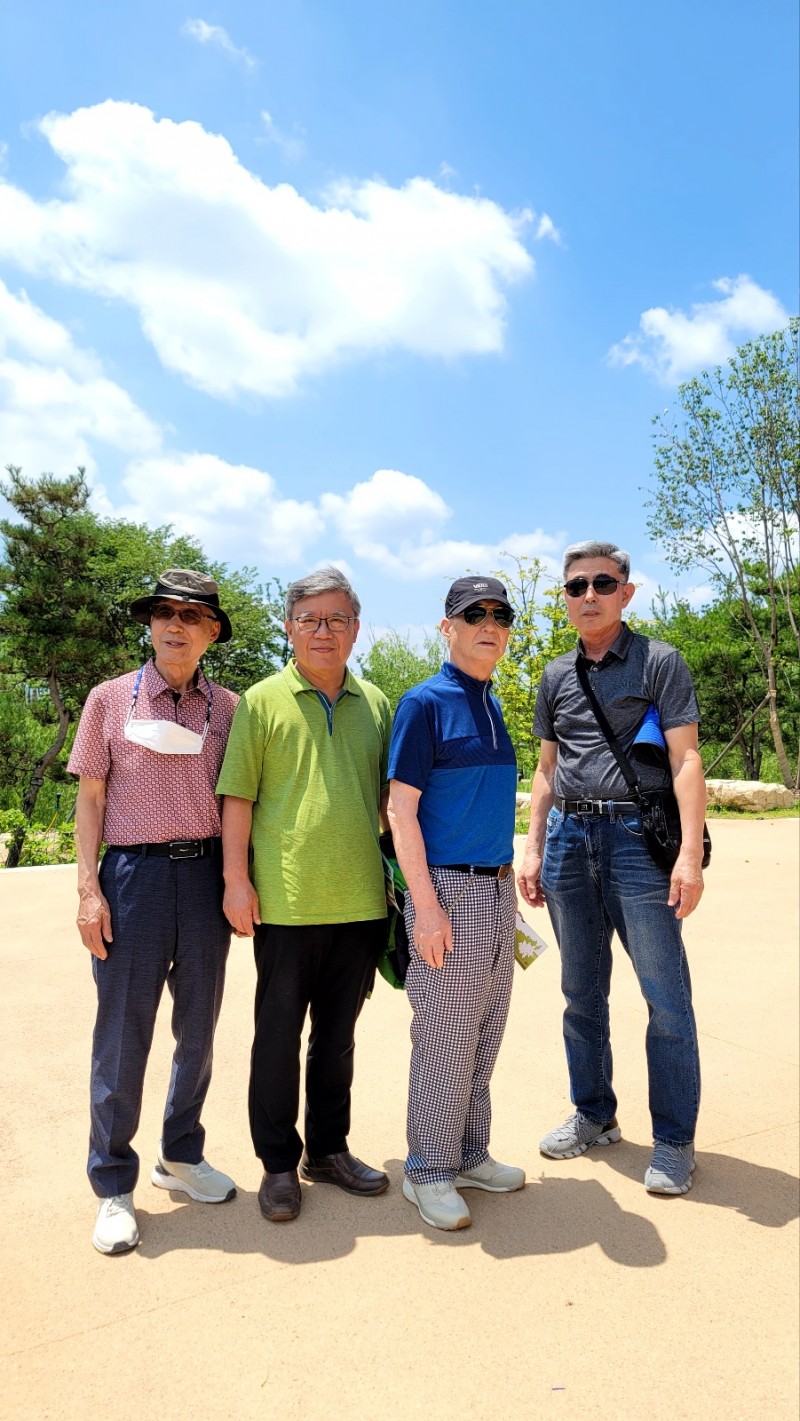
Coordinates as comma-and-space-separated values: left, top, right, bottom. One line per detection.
539, 1125, 622, 1160
151, 1165, 236, 1204
92, 1231, 139, 1255
454, 1175, 526, 1193
402, 1178, 471, 1230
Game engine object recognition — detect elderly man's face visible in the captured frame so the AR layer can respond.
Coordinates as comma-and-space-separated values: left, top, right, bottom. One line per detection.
440, 600, 511, 679
562, 557, 635, 641
286, 592, 359, 687
149, 600, 221, 669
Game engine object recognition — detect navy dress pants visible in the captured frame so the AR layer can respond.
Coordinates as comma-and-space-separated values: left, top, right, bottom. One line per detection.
88, 847, 231, 1198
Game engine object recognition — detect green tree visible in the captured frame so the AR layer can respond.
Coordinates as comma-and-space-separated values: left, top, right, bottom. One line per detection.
492, 555, 575, 778
647, 319, 800, 790
0, 467, 287, 866
358, 629, 443, 712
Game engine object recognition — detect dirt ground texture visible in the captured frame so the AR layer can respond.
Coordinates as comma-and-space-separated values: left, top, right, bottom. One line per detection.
1, 820, 798, 1421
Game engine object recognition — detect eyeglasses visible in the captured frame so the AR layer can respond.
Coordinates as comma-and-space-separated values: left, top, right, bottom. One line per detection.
292, 613, 355, 633
460, 604, 515, 627
151, 603, 218, 626
563, 575, 626, 599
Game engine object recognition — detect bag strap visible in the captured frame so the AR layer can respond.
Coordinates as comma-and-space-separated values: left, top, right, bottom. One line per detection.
574, 656, 643, 802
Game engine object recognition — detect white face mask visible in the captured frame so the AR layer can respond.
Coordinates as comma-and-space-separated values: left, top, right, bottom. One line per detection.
124, 717, 207, 755
124, 665, 211, 756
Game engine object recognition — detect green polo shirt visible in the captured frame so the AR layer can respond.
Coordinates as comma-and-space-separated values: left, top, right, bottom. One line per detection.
217, 661, 391, 926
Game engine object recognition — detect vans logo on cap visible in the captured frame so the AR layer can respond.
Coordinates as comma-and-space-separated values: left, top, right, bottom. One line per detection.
472, 581, 489, 590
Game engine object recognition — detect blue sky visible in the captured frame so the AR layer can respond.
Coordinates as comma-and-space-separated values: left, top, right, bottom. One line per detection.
0, 0, 796, 643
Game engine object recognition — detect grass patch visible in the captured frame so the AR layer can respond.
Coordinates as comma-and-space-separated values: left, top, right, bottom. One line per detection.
705, 802, 799, 819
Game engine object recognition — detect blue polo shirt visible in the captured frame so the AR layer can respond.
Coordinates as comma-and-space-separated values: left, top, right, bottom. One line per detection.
388, 661, 517, 866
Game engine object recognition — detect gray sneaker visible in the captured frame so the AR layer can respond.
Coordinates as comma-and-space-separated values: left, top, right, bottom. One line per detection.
402, 1177, 471, 1230
645, 1142, 696, 1195
151, 1155, 236, 1203
539, 1110, 622, 1159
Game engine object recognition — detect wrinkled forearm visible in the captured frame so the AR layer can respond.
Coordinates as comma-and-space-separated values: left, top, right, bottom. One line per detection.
670, 749, 706, 859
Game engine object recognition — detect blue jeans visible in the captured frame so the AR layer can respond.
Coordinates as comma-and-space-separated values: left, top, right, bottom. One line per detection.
541, 807, 700, 1145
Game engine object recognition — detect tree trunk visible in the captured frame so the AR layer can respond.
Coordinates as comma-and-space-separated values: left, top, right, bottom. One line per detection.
766, 663, 794, 790
5, 670, 70, 869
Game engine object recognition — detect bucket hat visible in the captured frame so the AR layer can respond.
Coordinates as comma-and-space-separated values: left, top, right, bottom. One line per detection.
129, 568, 232, 643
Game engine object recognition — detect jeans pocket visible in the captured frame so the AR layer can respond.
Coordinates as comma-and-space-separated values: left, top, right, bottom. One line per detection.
618, 813, 643, 838
545, 807, 562, 837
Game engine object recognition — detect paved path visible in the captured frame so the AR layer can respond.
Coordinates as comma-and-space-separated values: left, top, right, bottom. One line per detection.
1, 821, 798, 1421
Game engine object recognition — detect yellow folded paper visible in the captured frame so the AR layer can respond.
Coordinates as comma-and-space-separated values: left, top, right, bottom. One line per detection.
515, 911, 550, 969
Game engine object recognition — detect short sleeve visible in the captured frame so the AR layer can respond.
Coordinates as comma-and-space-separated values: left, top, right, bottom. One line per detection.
216, 692, 266, 801
650, 650, 701, 730
388, 690, 436, 791
532, 666, 556, 741
67, 686, 111, 780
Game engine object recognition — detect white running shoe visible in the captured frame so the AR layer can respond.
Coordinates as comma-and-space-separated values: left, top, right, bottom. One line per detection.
645, 1141, 696, 1195
455, 1155, 526, 1192
151, 1154, 236, 1203
402, 1176, 471, 1230
539, 1111, 622, 1159
92, 1193, 139, 1255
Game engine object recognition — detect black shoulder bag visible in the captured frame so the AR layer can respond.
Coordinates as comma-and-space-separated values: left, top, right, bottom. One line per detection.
575, 659, 711, 874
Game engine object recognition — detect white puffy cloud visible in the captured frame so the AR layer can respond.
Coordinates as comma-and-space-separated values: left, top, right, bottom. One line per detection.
319, 468, 563, 581
120, 453, 323, 563
181, 19, 256, 69
0, 101, 534, 401
0, 279, 161, 483
608, 275, 789, 383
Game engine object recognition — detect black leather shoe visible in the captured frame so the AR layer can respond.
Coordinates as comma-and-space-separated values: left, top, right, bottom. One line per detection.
258, 1170, 301, 1222
301, 1150, 389, 1196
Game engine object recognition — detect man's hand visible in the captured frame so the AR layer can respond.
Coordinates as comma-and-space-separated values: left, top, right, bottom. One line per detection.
223, 877, 262, 936
668, 852, 704, 919
413, 901, 453, 969
517, 851, 545, 909
77, 887, 113, 959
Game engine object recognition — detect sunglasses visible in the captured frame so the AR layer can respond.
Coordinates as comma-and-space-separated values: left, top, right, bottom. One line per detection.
563, 575, 626, 599
151, 603, 218, 626
460, 604, 515, 627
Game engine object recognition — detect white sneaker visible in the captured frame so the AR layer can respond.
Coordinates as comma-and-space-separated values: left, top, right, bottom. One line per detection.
92, 1194, 139, 1255
151, 1154, 236, 1203
455, 1155, 526, 1193
402, 1176, 471, 1230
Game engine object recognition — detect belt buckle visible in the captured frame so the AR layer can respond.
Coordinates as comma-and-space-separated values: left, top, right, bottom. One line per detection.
169, 839, 200, 860
574, 800, 596, 816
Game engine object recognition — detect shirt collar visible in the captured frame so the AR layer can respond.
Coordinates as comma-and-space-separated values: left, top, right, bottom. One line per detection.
441, 659, 494, 695
144, 657, 211, 701
284, 660, 361, 698
576, 621, 633, 669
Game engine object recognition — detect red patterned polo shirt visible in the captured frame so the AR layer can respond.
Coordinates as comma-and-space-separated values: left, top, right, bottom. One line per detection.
68, 659, 239, 845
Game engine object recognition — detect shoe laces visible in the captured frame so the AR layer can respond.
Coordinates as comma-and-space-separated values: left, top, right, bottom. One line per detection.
104, 1194, 132, 1215
651, 1141, 693, 1171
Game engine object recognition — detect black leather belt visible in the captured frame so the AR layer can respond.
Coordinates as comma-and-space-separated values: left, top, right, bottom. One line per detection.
108, 837, 220, 859
555, 797, 639, 816
436, 863, 514, 879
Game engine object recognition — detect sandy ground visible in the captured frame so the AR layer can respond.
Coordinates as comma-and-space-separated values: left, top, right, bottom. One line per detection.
1, 820, 798, 1421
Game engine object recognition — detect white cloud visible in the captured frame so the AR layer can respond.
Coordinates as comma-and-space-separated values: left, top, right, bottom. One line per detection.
0, 279, 161, 484
260, 111, 306, 163
181, 18, 256, 69
608, 275, 789, 383
120, 453, 323, 563
534, 213, 563, 245
0, 101, 534, 401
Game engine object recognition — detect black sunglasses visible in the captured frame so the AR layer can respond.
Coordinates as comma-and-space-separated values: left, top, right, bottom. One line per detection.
461, 604, 515, 627
563, 575, 626, 599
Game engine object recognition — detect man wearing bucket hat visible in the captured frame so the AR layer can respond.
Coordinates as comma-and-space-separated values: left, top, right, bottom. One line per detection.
68, 569, 240, 1254
387, 576, 525, 1232
517, 540, 707, 1196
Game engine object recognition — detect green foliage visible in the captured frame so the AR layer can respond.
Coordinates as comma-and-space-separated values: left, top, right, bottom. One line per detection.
647, 319, 800, 790
492, 556, 575, 777
358, 629, 443, 712
0, 466, 287, 861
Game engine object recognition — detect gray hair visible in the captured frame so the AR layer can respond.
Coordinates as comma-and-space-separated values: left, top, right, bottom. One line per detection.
562, 541, 630, 581
284, 565, 361, 620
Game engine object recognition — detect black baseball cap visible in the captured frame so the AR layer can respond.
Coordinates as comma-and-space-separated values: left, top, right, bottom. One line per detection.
445, 576, 513, 618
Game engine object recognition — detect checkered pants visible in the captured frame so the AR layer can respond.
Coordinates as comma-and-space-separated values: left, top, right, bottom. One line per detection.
403, 867, 516, 1185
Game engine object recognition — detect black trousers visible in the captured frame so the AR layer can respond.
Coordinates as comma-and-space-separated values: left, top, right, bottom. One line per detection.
250, 919, 386, 1172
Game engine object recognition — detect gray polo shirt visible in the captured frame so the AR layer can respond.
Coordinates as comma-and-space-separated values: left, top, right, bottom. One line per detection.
533, 623, 700, 800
